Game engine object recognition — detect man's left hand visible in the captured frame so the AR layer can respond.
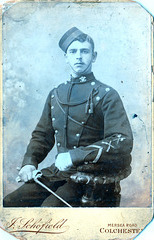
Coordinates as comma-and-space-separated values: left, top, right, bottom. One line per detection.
55, 152, 73, 171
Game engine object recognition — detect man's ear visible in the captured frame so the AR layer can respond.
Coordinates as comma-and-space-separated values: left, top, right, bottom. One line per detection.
92, 51, 97, 63
64, 53, 69, 63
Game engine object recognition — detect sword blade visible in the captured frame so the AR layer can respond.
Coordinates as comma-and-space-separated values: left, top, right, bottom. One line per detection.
34, 178, 73, 208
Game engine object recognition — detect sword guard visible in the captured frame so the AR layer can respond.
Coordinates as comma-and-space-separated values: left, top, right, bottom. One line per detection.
32, 170, 42, 181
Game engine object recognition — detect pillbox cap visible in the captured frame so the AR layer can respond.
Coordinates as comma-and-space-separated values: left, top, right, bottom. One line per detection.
59, 27, 84, 52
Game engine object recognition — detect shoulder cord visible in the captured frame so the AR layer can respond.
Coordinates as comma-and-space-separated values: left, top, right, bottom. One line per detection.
54, 89, 103, 132
55, 87, 99, 106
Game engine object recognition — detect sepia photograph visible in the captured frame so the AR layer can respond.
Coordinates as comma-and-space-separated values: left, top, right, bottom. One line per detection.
0, 0, 153, 239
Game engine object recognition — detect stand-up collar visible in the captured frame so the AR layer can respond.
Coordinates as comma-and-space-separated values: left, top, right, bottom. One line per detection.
70, 72, 95, 84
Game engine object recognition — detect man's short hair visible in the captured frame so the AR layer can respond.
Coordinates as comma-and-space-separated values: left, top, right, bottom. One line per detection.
70, 33, 95, 53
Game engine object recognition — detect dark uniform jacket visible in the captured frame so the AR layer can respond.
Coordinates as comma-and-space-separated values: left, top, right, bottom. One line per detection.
22, 72, 133, 178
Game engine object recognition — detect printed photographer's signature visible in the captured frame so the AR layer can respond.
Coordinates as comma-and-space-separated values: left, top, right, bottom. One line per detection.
6, 217, 69, 234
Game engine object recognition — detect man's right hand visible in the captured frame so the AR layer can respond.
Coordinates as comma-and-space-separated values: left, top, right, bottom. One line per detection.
16, 165, 36, 182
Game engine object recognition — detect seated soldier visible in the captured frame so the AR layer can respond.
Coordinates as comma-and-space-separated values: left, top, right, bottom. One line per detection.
3, 27, 133, 207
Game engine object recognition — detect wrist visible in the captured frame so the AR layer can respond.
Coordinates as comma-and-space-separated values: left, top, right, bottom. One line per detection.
67, 152, 73, 167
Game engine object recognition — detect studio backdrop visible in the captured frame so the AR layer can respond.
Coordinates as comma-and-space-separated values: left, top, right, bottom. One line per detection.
2, 1, 152, 208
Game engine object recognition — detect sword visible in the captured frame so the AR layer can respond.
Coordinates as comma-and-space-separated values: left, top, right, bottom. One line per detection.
16, 169, 73, 208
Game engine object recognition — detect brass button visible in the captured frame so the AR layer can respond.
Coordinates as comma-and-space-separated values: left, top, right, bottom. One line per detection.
76, 133, 80, 137
52, 118, 55, 121
57, 143, 61, 147
96, 96, 100, 101
91, 81, 95, 86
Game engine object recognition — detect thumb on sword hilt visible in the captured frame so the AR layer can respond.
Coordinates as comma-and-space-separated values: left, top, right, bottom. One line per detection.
16, 168, 42, 183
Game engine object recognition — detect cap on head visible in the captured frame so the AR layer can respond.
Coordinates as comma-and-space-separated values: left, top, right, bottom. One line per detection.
59, 27, 84, 52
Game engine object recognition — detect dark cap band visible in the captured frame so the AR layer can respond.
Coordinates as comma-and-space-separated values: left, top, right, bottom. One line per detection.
59, 27, 84, 52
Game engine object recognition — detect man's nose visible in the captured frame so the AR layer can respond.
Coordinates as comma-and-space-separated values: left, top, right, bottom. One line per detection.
76, 50, 82, 59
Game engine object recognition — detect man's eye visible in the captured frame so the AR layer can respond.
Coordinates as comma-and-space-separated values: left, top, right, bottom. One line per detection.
69, 50, 76, 53
82, 49, 89, 54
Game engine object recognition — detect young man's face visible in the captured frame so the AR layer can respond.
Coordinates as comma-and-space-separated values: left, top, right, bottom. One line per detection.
65, 40, 97, 77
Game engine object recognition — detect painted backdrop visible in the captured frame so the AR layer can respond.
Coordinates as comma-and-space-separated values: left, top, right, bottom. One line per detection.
3, 1, 152, 207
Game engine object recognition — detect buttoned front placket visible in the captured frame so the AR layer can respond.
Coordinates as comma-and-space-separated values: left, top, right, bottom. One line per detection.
63, 75, 100, 150
52, 73, 104, 152
64, 82, 75, 149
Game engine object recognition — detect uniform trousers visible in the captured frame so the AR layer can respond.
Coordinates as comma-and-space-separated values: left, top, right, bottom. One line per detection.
3, 178, 85, 207
3, 178, 121, 207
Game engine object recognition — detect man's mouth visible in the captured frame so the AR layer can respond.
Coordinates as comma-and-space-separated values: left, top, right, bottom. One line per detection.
75, 62, 84, 66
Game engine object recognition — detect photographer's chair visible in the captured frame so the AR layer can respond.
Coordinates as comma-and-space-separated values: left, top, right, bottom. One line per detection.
70, 165, 131, 207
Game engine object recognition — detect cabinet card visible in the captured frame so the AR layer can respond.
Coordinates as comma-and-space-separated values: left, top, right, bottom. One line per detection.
0, 0, 153, 239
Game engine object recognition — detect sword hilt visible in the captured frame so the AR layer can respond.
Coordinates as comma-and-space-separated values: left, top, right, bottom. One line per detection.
16, 169, 42, 182
32, 170, 42, 180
